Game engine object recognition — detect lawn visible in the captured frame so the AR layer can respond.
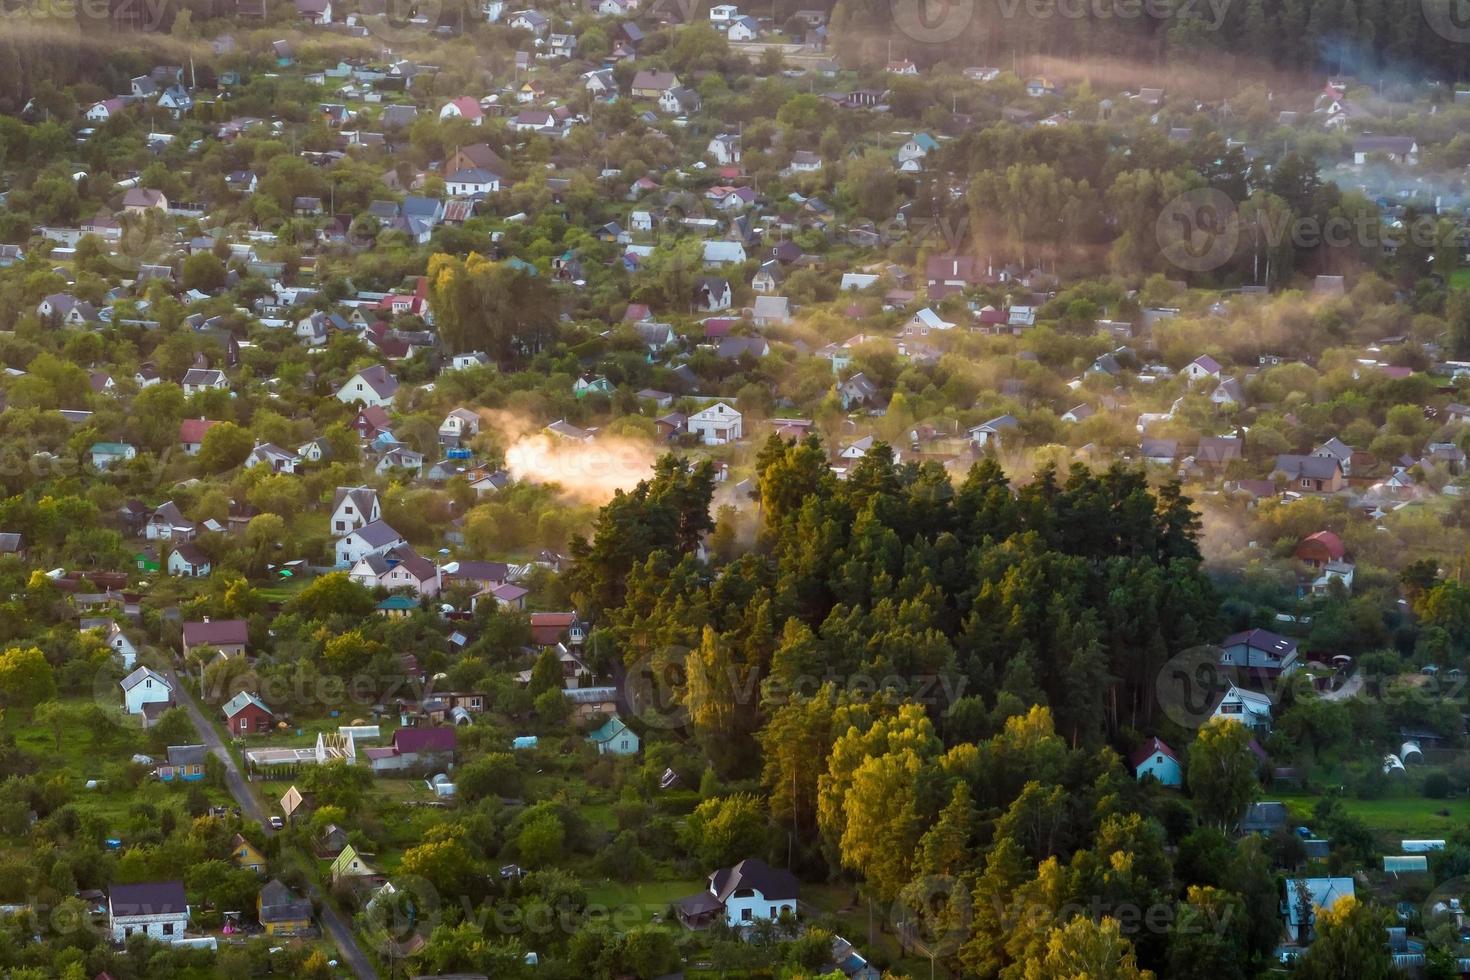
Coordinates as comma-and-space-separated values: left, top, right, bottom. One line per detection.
1451, 267, 1470, 290
585, 878, 705, 926
1273, 791, 1470, 840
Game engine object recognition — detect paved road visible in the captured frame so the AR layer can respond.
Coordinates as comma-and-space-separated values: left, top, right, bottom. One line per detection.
166, 670, 379, 980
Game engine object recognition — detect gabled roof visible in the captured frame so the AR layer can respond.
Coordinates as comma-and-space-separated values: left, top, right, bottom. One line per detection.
1129, 736, 1178, 771
709, 857, 798, 902
350, 519, 404, 548
222, 690, 272, 719
121, 666, 171, 692
109, 880, 186, 917
392, 727, 456, 754
183, 618, 248, 648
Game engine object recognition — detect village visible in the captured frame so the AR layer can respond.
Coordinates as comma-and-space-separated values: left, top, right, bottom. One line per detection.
7, 0, 1470, 977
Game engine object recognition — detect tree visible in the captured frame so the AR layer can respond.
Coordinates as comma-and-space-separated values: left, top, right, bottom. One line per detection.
287, 572, 376, 621
1292, 896, 1392, 980
516, 811, 565, 866
839, 148, 899, 221
1187, 718, 1259, 831
0, 646, 56, 714
683, 793, 768, 868
197, 422, 253, 473
1023, 915, 1155, 980
457, 752, 522, 802
527, 648, 563, 696
181, 252, 227, 292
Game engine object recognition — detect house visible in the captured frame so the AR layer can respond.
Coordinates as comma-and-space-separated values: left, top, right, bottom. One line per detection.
222, 691, 273, 735
1130, 737, 1182, 787
968, 414, 1018, 447
438, 408, 481, 446
1311, 437, 1356, 476
225, 170, 258, 194
91, 442, 137, 470
364, 727, 456, 773
337, 519, 407, 565
445, 167, 500, 196
38, 293, 101, 325
587, 715, 640, 755
178, 418, 218, 455
93, 621, 138, 670
166, 542, 212, 578
183, 618, 249, 658
1284, 878, 1355, 944
1352, 135, 1417, 165
109, 881, 189, 943
1239, 801, 1288, 835
1211, 683, 1274, 733
574, 374, 615, 398
439, 96, 484, 125
295, 0, 331, 21
828, 935, 882, 980
1211, 377, 1246, 407
231, 834, 267, 873
508, 8, 549, 32
702, 241, 747, 266
837, 373, 881, 409
157, 85, 194, 117
694, 278, 733, 312
751, 295, 791, 326
180, 368, 228, 396
1295, 531, 1345, 568
1183, 354, 1222, 381
530, 612, 585, 646
257, 879, 313, 936
752, 261, 785, 293
660, 86, 702, 115
547, 32, 577, 57
145, 501, 195, 541
677, 858, 798, 928
337, 365, 399, 407
330, 844, 378, 884
1219, 628, 1299, 678
122, 187, 168, 214
1196, 435, 1243, 470
351, 546, 441, 597
630, 70, 680, 99
1274, 455, 1346, 493
121, 666, 173, 716
158, 744, 207, 782
1141, 439, 1178, 465
727, 14, 759, 39
331, 487, 381, 534
245, 443, 302, 474
689, 403, 743, 444
707, 133, 741, 165
709, 2, 739, 21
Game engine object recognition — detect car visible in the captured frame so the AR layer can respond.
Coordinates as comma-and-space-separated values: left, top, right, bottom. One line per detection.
269, 816, 284, 829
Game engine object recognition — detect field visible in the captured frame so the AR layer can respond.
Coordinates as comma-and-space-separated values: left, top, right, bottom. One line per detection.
1274, 791, 1470, 841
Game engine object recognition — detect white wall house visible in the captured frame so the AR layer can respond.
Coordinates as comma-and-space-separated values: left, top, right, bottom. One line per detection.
330, 486, 381, 535
1130, 737, 1182, 787
336, 519, 406, 566
109, 881, 190, 943
121, 666, 173, 715
688, 403, 743, 444
1211, 683, 1273, 734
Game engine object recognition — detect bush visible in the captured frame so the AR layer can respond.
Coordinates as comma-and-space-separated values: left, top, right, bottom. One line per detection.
1425, 770, 1451, 799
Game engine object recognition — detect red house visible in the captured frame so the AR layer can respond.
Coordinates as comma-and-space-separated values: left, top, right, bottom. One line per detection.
222, 691, 273, 735
1294, 530, 1345, 569
529, 612, 585, 647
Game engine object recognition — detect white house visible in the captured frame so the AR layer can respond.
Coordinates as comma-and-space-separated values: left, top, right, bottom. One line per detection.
688, 403, 743, 445
109, 881, 189, 943
181, 368, 228, 396
445, 167, 500, 196
709, 2, 739, 21
967, 414, 1019, 447
1183, 354, 1222, 381
727, 15, 759, 40
438, 408, 481, 446
336, 519, 406, 566
121, 666, 174, 716
702, 241, 746, 266
93, 621, 138, 670
245, 443, 302, 474
439, 96, 484, 125
678, 858, 798, 929
336, 365, 399, 408
707, 134, 741, 166
1130, 736, 1182, 787
1211, 683, 1274, 734
167, 543, 212, 578
330, 486, 381, 535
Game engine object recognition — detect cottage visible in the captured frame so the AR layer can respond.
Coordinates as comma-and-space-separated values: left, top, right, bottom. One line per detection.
337, 519, 407, 565
158, 744, 207, 782
109, 881, 189, 943
1211, 683, 1274, 733
529, 612, 586, 646
689, 403, 743, 445
330, 486, 380, 535
232, 833, 267, 873
1273, 454, 1345, 493
1219, 628, 1299, 678
182, 618, 248, 658
257, 879, 313, 935
336, 365, 399, 408
121, 666, 173, 716
166, 542, 212, 578
364, 727, 457, 773
968, 414, 1018, 447
677, 858, 798, 928
587, 715, 639, 755
1130, 737, 1182, 786
222, 691, 274, 735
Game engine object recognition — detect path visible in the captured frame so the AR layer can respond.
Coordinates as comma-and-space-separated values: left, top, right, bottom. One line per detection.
165, 669, 379, 980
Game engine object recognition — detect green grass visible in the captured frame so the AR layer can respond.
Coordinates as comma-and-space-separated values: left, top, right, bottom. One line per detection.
585, 878, 705, 925
1273, 791, 1470, 840
1451, 268, 1470, 289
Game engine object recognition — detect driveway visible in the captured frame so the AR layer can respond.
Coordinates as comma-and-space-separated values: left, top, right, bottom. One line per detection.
166, 670, 379, 980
